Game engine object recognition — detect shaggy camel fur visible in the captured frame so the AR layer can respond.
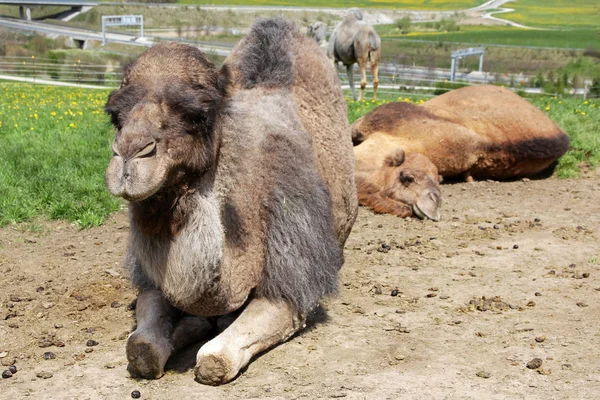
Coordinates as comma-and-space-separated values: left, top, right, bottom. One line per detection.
328, 8, 381, 101
105, 18, 357, 385
352, 85, 570, 218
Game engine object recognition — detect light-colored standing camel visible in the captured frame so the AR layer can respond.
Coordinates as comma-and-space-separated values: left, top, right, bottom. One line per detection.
307, 21, 328, 51
328, 8, 381, 101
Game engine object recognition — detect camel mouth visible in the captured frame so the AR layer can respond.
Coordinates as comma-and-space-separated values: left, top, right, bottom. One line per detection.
412, 202, 440, 222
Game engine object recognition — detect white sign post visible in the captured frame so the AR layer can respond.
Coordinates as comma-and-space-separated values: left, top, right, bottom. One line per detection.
101, 15, 144, 46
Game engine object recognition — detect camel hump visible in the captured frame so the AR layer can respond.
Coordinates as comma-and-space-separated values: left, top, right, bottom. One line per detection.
231, 18, 297, 90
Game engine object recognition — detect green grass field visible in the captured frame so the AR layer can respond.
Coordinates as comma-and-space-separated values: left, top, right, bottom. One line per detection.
380, 25, 599, 49
499, 0, 600, 28
176, 0, 484, 10
0, 84, 120, 228
0, 83, 597, 227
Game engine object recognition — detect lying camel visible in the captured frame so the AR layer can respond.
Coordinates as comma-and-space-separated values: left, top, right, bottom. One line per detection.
328, 8, 381, 101
105, 18, 357, 385
352, 85, 570, 219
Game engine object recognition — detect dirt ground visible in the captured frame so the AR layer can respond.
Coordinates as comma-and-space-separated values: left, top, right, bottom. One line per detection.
1, 174, 599, 399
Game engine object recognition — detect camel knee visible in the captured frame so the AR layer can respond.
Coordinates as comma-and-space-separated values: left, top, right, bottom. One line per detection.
360, 82, 367, 90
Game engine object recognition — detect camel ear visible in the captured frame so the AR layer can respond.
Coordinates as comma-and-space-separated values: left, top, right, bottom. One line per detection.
384, 149, 405, 167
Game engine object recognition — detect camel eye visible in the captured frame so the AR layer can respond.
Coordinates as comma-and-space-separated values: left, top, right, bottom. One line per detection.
400, 171, 415, 184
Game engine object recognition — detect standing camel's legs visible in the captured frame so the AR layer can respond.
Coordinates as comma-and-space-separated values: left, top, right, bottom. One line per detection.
371, 59, 379, 101
194, 297, 304, 385
358, 58, 368, 102
346, 64, 357, 101
126, 289, 213, 379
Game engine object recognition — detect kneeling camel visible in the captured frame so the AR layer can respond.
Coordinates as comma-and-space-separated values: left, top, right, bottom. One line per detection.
104, 18, 357, 385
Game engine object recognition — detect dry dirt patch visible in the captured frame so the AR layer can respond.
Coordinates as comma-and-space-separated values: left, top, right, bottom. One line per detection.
1, 177, 599, 399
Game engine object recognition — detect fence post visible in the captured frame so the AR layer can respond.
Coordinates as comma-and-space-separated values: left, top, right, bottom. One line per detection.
32, 55, 36, 85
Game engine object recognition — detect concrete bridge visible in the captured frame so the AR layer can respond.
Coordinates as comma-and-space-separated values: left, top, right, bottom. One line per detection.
0, 0, 98, 20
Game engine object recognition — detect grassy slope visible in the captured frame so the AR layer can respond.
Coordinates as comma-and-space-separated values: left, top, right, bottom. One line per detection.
0, 84, 597, 227
176, 0, 483, 10
499, 0, 600, 28
380, 25, 600, 49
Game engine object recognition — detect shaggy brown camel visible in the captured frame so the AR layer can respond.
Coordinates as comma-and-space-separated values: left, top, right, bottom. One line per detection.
328, 8, 381, 101
352, 84, 570, 219
104, 18, 357, 385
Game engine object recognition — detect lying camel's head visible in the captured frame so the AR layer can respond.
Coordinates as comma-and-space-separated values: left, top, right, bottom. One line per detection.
358, 149, 442, 221
105, 43, 227, 201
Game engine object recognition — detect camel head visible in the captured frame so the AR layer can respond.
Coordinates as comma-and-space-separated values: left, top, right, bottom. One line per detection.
358, 149, 442, 221
307, 21, 327, 43
105, 43, 227, 202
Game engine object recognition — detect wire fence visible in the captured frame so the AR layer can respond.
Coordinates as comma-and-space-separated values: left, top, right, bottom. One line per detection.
1, 55, 596, 99
0, 56, 122, 87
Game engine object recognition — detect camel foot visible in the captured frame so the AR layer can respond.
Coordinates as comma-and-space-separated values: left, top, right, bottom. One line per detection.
193, 297, 303, 385
126, 331, 172, 379
194, 349, 235, 386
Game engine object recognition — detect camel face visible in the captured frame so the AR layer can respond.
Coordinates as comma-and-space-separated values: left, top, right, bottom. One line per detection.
105, 44, 225, 201
307, 21, 327, 44
357, 150, 441, 221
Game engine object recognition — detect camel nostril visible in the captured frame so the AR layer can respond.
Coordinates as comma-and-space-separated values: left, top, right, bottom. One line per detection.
429, 192, 440, 203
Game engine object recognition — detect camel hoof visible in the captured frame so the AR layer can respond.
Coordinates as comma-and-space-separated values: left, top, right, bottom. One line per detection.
126, 333, 169, 379
194, 352, 235, 386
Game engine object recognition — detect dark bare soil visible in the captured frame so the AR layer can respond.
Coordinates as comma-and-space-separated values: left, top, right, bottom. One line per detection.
1, 176, 599, 399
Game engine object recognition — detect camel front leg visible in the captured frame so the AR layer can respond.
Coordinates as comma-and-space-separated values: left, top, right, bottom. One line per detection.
194, 297, 304, 385
126, 289, 213, 379
346, 64, 357, 101
358, 60, 368, 101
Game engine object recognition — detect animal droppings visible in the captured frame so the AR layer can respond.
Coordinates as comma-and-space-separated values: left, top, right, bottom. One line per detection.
513, 245, 519, 249
391, 289, 399, 297
535, 336, 546, 343
36, 371, 53, 379
131, 390, 141, 398
8, 365, 17, 374
526, 358, 543, 369
2, 370, 12, 378
43, 352, 56, 360
86, 340, 99, 347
